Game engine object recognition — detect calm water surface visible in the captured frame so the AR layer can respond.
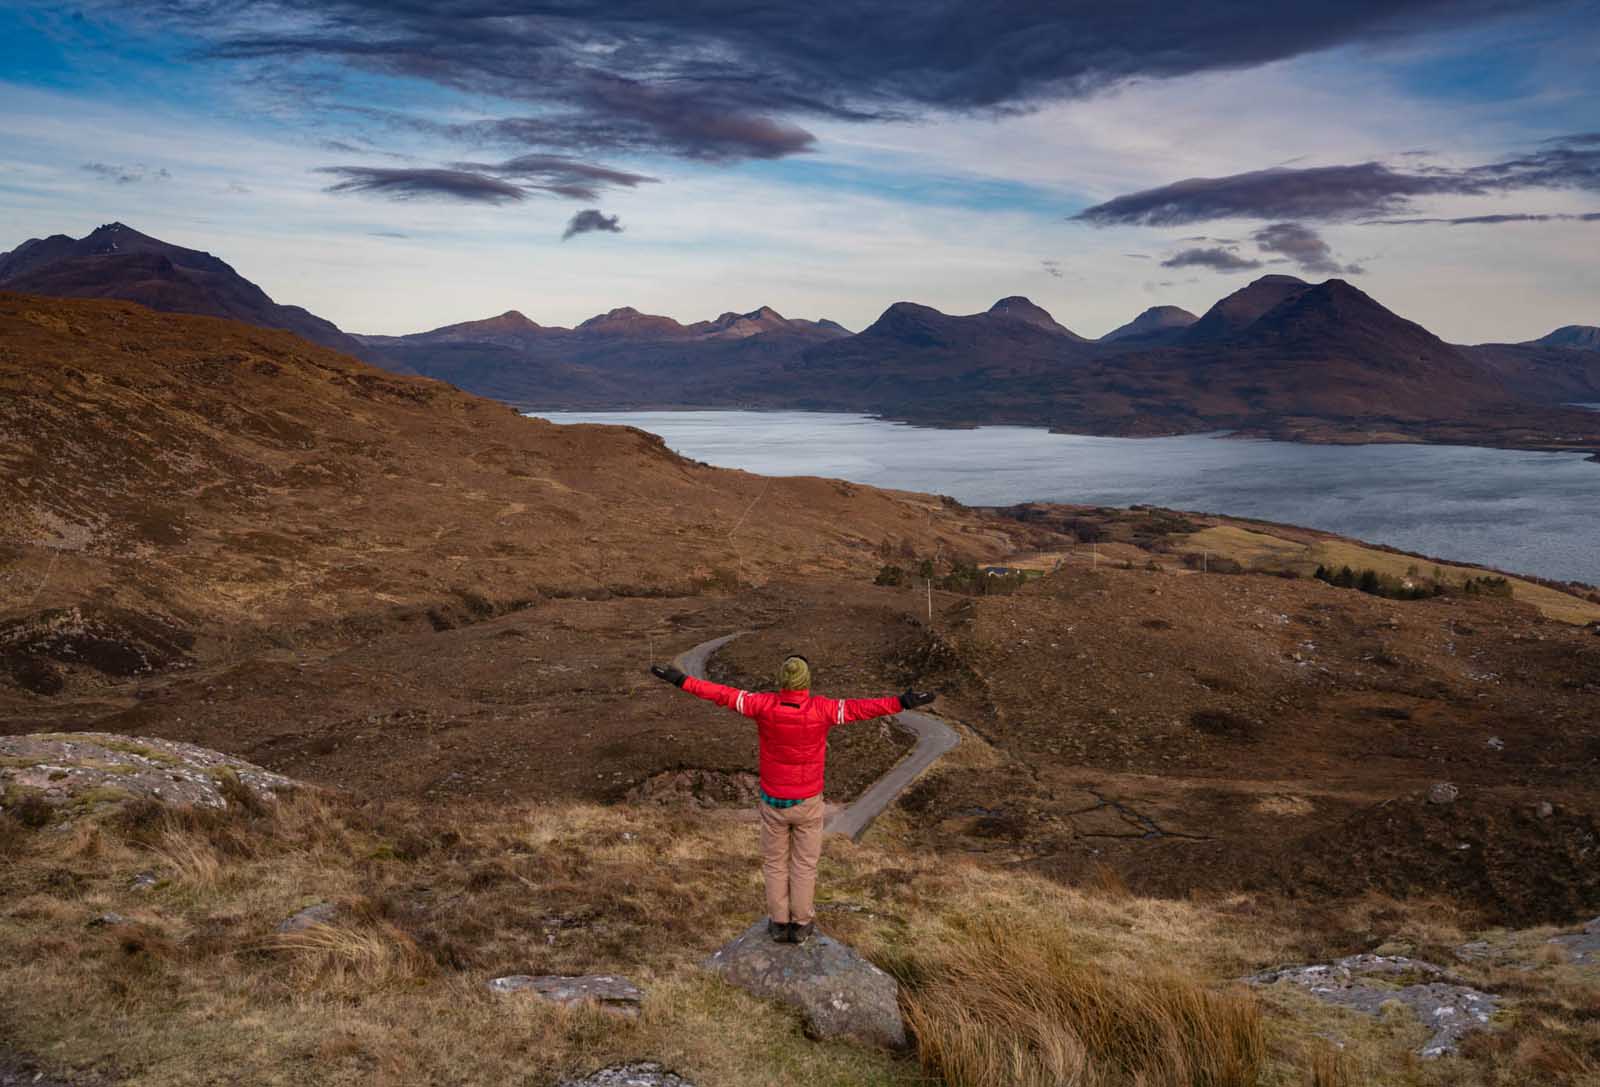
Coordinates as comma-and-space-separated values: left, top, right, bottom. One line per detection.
536, 410, 1600, 584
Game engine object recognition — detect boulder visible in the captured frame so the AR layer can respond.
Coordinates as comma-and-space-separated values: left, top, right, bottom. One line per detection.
1249, 954, 1497, 1058
1427, 783, 1459, 805
559, 1063, 695, 1087
277, 903, 339, 933
488, 974, 644, 1018
0, 732, 298, 816
704, 919, 906, 1049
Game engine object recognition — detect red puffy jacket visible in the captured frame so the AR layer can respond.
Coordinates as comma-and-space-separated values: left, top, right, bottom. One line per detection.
682, 676, 905, 800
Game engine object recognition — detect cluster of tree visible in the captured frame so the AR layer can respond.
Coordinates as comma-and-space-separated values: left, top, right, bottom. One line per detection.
1314, 565, 1439, 600
1313, 565, 1514, 602
874, 561, 1031, 596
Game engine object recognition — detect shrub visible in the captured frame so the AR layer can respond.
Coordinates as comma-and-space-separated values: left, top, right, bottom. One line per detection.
4, 787, 54, 829
874, 564, 907, 587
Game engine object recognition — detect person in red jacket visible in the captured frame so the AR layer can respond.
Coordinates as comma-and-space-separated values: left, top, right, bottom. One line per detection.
652, 653, 935, 944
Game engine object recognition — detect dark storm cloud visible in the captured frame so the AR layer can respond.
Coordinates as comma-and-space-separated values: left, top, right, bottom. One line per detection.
1160, 247, 1262, 272
82, 161, 170, 184
103, 0, 1559, 164
562, 209, 622, 240
1076, 134, 1600, 226
319, 166, 528, 203
1251, 221, 1362, 274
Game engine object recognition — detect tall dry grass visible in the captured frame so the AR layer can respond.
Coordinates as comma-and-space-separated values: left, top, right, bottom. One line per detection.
902, 916, 1265, 1087
270, 920, 436, 997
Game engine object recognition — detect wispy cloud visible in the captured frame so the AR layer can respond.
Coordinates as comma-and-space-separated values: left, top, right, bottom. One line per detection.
1368, 211, 1600, 225
81, 161, 171, 184
318, 166, 528, 203
562, 209, 623, 240
1075, 134, 1600, 225
1041, 258, 1063, 278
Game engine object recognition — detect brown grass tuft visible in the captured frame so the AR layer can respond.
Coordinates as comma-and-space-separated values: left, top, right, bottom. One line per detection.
270, 921, 436, 997
903, 916, 1265, 1087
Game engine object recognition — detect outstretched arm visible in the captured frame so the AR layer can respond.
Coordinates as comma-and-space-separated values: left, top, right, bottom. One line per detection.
827, 688, 937, 727
650, 665, 761, 719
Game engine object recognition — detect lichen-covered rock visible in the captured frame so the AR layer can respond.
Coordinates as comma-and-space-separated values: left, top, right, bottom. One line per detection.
705, 919, 906, 1049
1249, 954, 1498, 1058
0, 732, 298, 817
488, 974, 644, 1018
559, 1063, 695, 1087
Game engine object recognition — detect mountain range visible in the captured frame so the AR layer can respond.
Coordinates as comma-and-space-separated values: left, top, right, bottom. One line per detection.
3, 222, 1598, 448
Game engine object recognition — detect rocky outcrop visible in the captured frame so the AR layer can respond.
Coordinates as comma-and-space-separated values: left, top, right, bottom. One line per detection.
559, 1063, 695, 1087
1548, 916, 1600, 964
1249, 954, 1498, 1058
488, 974, 644, 1018
705, 919, 906, 1049
0, 732, 299, 817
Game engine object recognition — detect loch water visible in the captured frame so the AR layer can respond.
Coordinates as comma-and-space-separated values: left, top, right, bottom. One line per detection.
535, 410, 1600, 584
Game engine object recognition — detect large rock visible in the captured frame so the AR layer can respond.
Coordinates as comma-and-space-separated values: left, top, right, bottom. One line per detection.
0, 732, 298, 816
559, 1063, 695, 1087
1249, 954, 1498, 1058
487, 974, 644, 1018
704, 920, 906, 1049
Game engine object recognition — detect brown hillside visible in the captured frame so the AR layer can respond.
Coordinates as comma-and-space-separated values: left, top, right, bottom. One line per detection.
0, 292, 1018, 638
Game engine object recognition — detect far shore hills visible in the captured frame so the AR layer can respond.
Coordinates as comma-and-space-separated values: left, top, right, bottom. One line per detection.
3, 221, 1598, 455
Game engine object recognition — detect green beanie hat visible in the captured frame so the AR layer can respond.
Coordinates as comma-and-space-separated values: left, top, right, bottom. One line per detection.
778, 655, 811, 691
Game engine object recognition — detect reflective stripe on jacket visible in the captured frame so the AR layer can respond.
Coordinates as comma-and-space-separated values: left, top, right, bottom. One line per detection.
681, 676, 904, 800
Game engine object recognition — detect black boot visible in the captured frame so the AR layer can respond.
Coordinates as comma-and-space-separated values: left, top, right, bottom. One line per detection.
768, 918, 789, 942
789, 921, 815, 945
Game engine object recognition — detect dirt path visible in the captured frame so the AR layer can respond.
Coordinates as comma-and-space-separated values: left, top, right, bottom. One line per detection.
674, 633, 959, 840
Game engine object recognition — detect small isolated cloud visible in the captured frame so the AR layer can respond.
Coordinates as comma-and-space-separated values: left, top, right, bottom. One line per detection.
562, 209, 623, 240
318, 166, 527, 203
368, 230, 410, 238
1160, 247, 1262, 272
1040, 259, 1063, 278
82, 162, 170, 184
224, 181, 252, 194
1251, 221, 1362, 275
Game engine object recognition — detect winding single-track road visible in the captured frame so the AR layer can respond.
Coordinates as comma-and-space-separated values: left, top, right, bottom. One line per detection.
673, 632, 959, 840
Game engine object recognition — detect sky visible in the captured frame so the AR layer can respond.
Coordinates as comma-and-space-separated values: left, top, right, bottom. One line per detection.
0, 1, 1597, 341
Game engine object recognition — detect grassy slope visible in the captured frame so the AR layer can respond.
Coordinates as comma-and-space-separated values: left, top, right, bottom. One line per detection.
1182, 524, 1600, 625
3, 791, 1597, 1086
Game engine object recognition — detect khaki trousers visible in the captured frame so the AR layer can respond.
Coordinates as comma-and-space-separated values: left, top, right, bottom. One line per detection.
759, 794, 825, 925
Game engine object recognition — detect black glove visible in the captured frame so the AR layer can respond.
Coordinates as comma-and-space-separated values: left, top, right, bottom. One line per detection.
651, 664, 688, 687
899, 689, 936, 710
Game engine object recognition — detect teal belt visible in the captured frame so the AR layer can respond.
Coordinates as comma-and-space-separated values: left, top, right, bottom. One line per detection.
760, 788, 815, 809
